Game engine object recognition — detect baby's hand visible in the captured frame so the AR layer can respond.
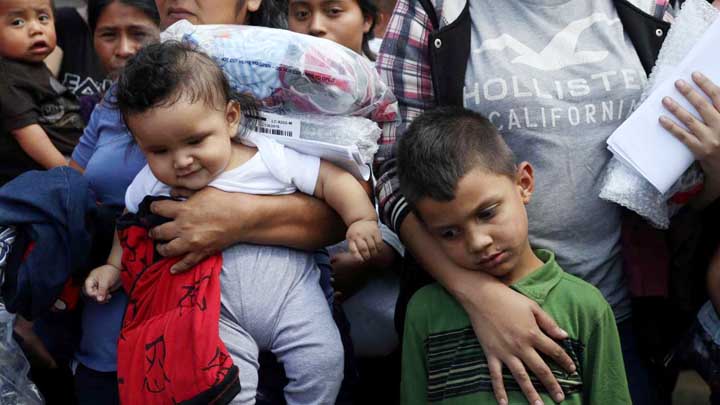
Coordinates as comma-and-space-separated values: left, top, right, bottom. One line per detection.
84, 265, 122, 304
346, 219, 382, 262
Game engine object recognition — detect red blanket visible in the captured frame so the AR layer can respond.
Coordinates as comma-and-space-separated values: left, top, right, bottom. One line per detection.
116, 201, 240, 404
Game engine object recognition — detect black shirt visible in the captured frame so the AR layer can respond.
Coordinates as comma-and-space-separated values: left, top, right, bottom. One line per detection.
0, 58, 84, 185
55, 7, 111, 97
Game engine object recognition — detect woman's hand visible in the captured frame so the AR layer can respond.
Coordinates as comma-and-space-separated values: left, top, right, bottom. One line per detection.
660, 72, 720, 206
456, 278, 573, 405
148, 188, 248, 273
148, 187, 346, 273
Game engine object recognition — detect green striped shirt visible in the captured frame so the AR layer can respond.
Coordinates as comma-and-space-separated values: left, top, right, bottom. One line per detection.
401, 250, 630, 404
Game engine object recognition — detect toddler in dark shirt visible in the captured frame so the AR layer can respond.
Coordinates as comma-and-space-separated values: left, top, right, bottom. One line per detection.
0, 0, 84, 185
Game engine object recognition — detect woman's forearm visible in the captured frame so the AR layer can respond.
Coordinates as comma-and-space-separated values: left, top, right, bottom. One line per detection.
398, 212, 503, 301
241, 191, 347, 249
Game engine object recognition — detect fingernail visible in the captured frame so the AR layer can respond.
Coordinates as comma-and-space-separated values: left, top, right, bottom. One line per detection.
554, 392, 565, 402
559, 328, 568, 338
535, 400, 544, 405
692, 71, 704, 80
675, 79, 688, 89
498, 399, 507, 405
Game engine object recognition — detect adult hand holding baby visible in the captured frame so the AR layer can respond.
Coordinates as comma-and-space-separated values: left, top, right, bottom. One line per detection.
149, 187, 347, 273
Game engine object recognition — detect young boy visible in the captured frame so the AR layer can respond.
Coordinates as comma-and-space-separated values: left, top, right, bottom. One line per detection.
397, 107, 630, 404
0, 0, 84, 185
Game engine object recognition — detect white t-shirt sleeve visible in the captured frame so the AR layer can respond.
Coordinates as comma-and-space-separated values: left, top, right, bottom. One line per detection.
282, 147, 321, 195
253, 135, 321, 196
124, 165, 172, 213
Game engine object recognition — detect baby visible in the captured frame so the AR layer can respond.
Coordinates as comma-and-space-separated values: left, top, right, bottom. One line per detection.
85, 42, 380, 404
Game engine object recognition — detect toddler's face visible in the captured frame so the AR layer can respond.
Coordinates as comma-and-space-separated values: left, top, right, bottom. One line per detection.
288, 0, 371, 55
127, 98, 242, 191
415, 165, 536, 283
0, 0, 56, 63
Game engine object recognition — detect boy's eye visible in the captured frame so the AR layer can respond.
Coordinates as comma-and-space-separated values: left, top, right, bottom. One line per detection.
131, 31, 148, 41
187, 137, 204, 146
38, 13, 51, 23
326, 7, 343, 16
150, 149, 168, 155
293, 10, 310, 20
477, 204, 499, 220
477, 208, 496, 220
439, 228, 460, 240
10, 18, 25, 27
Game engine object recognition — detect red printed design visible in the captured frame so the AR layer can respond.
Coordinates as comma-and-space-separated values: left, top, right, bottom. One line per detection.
116, 223, 239, 404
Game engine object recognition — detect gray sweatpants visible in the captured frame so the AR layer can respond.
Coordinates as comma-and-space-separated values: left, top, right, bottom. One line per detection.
218, 244, 344, 404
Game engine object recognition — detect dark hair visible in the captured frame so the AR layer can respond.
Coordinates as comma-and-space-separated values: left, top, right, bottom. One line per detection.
116, 41, 258, 134
398, 107, 517, 206
248, 0, 288, 29
357, 0, 379, 61
88, 0, 160, 34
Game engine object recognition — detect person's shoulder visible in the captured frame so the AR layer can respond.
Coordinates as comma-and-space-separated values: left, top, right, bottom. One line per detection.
556, 271, 609, 310
551, 269, 614, 331
407, 283, 464, 323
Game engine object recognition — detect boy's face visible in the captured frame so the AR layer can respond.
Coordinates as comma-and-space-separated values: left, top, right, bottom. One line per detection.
0, 0, 56, 63
127, 97, 242, 191
288, 0, 372, 55
416, 164, 537, 282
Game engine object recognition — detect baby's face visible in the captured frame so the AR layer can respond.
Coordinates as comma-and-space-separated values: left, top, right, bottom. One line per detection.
127, 98, 242, 191
0, 0, 56, 63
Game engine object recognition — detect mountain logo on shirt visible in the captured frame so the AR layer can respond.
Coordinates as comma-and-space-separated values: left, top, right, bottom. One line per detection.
473, 13, 622, 71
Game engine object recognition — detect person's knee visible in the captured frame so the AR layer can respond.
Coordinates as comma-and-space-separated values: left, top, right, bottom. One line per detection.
292, 330, 345, 386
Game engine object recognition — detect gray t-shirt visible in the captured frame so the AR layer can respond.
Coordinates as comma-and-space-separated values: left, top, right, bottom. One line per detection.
464, 0, 647, 321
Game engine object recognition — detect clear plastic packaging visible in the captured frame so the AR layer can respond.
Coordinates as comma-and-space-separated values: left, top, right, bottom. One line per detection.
599, 0, 717, 228
245, 111, 381, 164
0, 304, 43, 405
161, 21, 399, 124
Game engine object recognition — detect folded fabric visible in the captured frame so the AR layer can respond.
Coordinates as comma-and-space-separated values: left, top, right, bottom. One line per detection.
116, 196, 240, 405
0, 168, 96, 320
161, 21, 399, 123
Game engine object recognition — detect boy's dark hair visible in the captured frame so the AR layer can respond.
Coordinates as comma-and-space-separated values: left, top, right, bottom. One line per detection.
116, 41, 257, 132
357, 0, 379, 61
398, 107, 517, 205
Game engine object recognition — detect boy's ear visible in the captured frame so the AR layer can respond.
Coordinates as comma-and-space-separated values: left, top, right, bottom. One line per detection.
226, 100, 242, 133
247, 0, 262, 13
363, 13, 373, 34
515, 162, 534, 204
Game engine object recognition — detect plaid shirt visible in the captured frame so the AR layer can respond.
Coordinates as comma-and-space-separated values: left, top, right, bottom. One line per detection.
374, 0, 661, 233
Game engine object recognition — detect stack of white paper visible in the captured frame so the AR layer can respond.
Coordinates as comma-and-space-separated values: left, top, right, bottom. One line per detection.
606, 17, 720, 194
247, 111, 371, 180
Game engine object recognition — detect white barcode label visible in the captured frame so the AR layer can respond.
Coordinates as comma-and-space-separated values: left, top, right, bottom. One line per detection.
249, 112, 301, 139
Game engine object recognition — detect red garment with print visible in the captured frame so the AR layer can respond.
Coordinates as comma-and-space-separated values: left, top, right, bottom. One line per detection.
115, 209, 240, 405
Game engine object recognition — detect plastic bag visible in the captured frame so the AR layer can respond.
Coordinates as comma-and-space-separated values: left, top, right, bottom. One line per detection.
161, 21, 399, 123
599, 0, 717, 228
0, 305, 43, 405
245, 111, 381, 164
